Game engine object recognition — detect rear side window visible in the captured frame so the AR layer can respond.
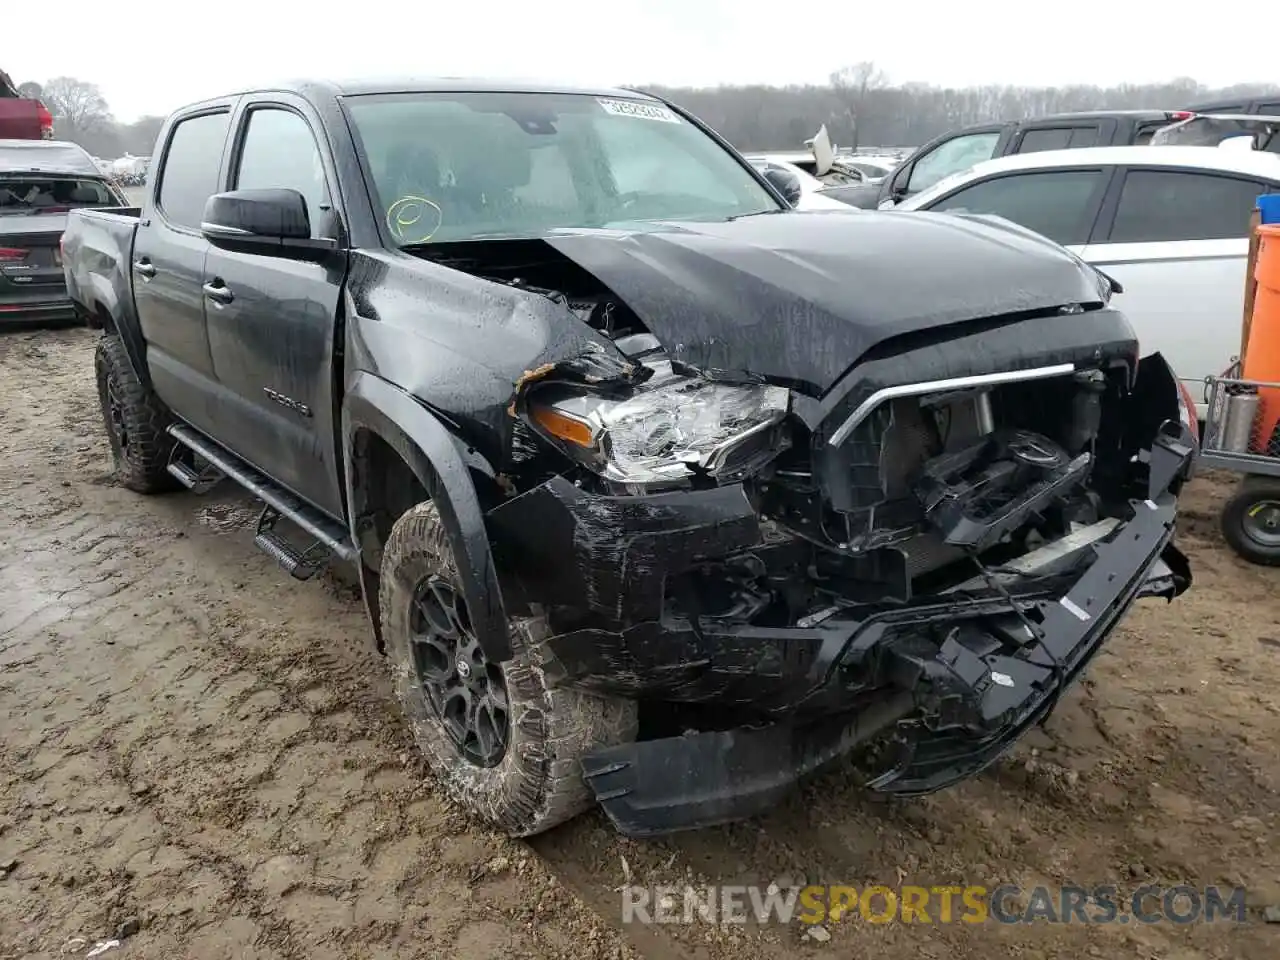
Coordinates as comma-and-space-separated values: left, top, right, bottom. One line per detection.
234, 108, 329, 237
1109, 170, 1266, 242
1257, 102, 1280, 114
926, 169, 1105, 245
157, 111, 230, 230
1016, 127, 1098, 153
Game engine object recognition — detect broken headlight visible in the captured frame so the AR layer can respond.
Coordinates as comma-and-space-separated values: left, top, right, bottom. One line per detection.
527, 372, 789, 490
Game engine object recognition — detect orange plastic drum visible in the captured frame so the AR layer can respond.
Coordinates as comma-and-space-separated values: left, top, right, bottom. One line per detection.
1243, 225, 1280, 455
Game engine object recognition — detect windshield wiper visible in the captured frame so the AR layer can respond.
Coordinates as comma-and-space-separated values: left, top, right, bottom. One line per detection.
728, 207, 787, 221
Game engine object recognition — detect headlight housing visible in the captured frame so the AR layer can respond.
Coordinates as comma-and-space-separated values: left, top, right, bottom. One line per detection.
526, 368, 789, 491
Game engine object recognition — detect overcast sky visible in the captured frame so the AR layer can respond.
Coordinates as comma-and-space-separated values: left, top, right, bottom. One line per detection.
9, 0, 1278, 122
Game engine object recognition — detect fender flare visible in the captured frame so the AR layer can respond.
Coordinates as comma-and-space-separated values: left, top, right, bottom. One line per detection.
342, 370, 511, 663
87, 279, 151, 389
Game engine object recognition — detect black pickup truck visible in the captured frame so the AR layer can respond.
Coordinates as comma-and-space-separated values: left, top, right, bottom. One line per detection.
829, 110, 1198, 210
63, 79, 1197, 838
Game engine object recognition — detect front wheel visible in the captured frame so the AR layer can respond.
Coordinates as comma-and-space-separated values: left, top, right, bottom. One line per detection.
1221, 476, 1280, 566
379, 499, 637, 836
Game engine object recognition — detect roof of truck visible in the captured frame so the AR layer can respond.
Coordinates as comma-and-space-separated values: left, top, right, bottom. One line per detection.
0, 139, 99, 176
215, 77, 661, 104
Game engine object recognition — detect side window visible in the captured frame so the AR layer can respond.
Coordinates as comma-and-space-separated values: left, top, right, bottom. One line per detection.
926, 169, 1105, 245
1017, 128, 1070, 153
1017, 127, 1098, 153
906, 132, 1001, 195
156, 111, 230, 230
1109, 170, 1266, 243
1257, 102, 1280, 114
235, 108, 329, 237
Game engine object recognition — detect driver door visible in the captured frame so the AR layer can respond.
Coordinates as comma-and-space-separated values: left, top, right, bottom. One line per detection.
881, 125, 1007, 208
202, 97, 348, 518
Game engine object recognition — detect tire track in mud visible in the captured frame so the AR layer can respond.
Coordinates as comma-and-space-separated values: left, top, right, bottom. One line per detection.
2, 329, 1278, 960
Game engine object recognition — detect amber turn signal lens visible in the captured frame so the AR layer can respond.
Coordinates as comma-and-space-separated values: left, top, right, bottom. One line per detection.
531, 406, 595, 448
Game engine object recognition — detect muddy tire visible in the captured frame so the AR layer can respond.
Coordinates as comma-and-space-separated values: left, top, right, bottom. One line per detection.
379, 499, 637, 836
94, 334, 179, 494
1221, 476, 1280, 566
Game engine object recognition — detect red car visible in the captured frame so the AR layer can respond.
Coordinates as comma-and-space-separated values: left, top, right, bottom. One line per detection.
0, 69, 54, 140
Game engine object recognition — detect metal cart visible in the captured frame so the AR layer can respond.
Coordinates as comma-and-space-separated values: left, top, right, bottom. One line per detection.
1198, 361, 1280, 565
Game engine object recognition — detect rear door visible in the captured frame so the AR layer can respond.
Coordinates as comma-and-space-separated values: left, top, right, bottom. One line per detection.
1080, 167, 1274, 399
133, 104, 234, 433
202, 96, 347, 517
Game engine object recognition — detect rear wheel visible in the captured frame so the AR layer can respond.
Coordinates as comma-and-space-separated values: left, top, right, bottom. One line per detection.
379, 499, 637, 836
94, 334, 179, 494
1221, 475, 1280, 566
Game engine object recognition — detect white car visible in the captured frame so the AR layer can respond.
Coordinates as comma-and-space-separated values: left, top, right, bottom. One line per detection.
839, 156, 899, 182
896, 145, 1280, 415
744, 155, 857, 211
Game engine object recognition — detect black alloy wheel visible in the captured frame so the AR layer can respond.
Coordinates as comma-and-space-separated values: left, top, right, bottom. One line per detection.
408, 574, 510, 767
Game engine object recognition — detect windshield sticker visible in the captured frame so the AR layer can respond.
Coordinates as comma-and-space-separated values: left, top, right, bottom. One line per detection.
597, 99, 681, 124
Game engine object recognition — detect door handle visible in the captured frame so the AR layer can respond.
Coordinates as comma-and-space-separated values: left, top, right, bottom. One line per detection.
132, 259, 156, 278
202, 281, 234, 305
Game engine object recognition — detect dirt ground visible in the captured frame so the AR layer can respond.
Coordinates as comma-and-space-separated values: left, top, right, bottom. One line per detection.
1, 327, 1277, 960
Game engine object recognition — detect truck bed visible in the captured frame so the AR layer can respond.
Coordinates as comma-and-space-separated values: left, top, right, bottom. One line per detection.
63, 206, 142, 333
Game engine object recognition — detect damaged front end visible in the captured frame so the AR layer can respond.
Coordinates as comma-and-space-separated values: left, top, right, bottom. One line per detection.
414, 240, 1196, 839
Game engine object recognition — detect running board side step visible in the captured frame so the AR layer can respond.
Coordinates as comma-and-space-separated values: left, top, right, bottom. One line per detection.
166, 453, 227, 494
167, 424, 358, 580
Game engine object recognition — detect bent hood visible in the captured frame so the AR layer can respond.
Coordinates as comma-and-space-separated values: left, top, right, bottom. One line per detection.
544, 211, 1110, 395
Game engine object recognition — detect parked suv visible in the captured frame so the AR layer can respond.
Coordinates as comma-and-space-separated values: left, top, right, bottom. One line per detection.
830, 111, 1198, 209
63, 79, 1196, 838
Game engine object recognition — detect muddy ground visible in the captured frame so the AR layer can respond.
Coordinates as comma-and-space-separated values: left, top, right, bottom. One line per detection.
1, 327, 1277, 960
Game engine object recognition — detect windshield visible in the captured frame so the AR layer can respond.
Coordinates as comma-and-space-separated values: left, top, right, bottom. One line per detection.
343, 92, 780, 244
0, 176, 118, 214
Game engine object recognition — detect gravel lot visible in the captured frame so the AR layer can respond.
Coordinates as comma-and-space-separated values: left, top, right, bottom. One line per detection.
1, 326, 1278, 960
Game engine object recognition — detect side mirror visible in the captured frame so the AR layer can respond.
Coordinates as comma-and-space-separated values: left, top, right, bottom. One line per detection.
201, 188, 336, 257
761, 167, 803, 207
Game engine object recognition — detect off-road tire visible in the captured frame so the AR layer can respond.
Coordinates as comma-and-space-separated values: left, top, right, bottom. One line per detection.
379, 499, 638, 836
94, 334, 179, 494
1221, 475, 1280, 566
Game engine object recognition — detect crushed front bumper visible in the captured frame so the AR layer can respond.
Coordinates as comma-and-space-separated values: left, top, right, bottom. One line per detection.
488, 420, 1196, 837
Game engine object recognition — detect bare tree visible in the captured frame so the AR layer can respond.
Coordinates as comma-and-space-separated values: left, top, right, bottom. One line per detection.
17, 81, 43, 99
41, 76, 113, 134
647, 76, 1280, 152
830, 62, 889, 148
30, 71, 1280, 161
